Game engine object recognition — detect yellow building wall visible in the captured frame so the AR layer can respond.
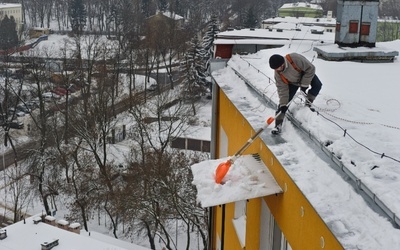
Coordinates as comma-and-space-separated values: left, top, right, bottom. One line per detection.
212, 89, 343, 250
245, 198, 261, 249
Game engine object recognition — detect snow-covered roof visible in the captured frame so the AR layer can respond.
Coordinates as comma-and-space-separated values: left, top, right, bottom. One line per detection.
0, 3, 21, 9
69, 222, 81, 228
57, 219, 69, 225
280, 2, 323, 10
263, 16, 336, 26
207, 35, 400, 248
44, 215, 55, 221
161, 11, 184, 20
0, 215, 151, 250
181, 126, 211, 141
215, 26, 334, 43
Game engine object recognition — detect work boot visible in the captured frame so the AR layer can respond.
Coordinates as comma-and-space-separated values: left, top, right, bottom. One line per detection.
271, 119, 283, 135
271, 125, 282, 135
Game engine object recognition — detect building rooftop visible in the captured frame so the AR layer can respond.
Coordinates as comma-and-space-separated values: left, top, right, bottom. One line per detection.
280, 2, 323, 10
263, 16, 336, 25
215, 26, 334, 44
0, 215, 150, 250
0, 3, 21, 9
207, 29, 400, 248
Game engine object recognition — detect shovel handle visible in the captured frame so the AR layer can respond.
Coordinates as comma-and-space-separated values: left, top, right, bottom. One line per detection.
232, 116, 276, 160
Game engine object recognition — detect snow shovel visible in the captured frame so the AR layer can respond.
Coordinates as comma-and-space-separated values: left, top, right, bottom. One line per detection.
214, 94, 298, 185
214, 116, 276, 184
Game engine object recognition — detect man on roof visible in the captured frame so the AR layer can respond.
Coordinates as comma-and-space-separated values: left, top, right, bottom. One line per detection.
269, 53, 322, 135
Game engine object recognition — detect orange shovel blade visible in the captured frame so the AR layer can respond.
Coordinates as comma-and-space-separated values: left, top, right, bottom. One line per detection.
215, 160, 232, 184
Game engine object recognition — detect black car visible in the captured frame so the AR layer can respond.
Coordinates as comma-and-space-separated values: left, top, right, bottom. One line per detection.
16, 104, 32, 114
7, 121, 24, 129
147, 84, 157, 91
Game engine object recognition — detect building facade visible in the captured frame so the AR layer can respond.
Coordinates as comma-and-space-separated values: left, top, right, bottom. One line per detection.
205, 74, 343, 249
0, 3, 23, 34
278, 2, 324, 18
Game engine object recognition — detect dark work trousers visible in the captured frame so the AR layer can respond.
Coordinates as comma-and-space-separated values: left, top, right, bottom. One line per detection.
288, 74, 322, 102
275, 74, 322, 127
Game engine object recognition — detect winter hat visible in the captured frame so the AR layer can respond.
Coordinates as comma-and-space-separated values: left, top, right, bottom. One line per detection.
269, 54, 285, 69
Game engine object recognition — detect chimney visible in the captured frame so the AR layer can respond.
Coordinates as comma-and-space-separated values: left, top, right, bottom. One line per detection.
0, 229, 7, 240
56, 219, 69, 230
68, 223, 81, 234
44, 216, 56, 226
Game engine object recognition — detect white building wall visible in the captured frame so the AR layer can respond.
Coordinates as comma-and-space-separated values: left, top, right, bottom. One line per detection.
0, 4, 23, 33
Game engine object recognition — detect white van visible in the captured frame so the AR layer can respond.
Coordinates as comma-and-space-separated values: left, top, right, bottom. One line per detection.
42, 92, 61, 102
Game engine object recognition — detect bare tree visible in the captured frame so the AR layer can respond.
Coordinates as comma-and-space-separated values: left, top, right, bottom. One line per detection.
3, 163, 35, 223
63, 62, 124, 236
60, 144, 107, 231
19, 48, 62, 215
118, 148, 208, 250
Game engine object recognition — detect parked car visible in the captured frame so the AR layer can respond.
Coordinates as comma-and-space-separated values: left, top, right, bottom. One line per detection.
51, 87, 66, 96
147, 84, 157, 91
8, 120, 24, 129
26, 101, 39, 110
43, 92, 61, 102
55, 86, 68, 95
65, 84, 79, 93
16, 104, 31, 114
8, 108, 25, 117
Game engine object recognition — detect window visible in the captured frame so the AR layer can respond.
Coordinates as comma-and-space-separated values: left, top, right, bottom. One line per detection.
259, 199, 292, 250
349, 20, 359, 34
361, 22, 371, 35
233, 200, 247, 248
336, 22, 341, 32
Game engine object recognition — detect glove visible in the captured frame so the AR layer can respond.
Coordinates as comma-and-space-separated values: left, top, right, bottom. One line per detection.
300, 87, 308, 95
276, 105, 288, 115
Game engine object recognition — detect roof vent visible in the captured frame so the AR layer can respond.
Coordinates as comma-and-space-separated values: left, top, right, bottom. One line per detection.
0, 229, 7, 240
33, 217, 42, 224
41, 239, 59, 250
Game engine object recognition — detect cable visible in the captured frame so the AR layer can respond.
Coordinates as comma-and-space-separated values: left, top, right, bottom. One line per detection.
314, 110, 400, 164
